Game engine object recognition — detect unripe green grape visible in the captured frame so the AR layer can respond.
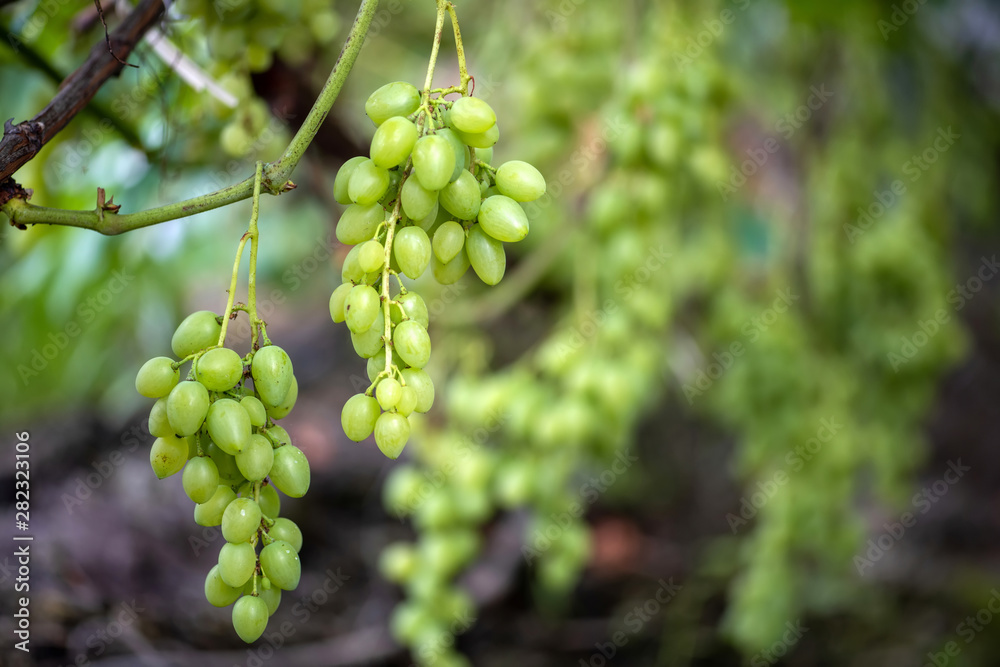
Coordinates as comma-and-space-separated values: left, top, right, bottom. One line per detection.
478, 195, 529, 243
265, 375, 297, 420
440, 171, 481, 220
341, 245, 366, 285
222, 497, 263, 543
413, 200, 440, 233
431, 246, 470, 284
366, 81, 420, 126
454, 123, 499, 149
136, 357, 179, 398
435, 128, 469, 183
351, 309, 386, 358
220, 122, 251, 158
344, 285, 381, 335
342, 393, 380, 441
148, 398, 173, 438
358, 240, 385, 274
370, 116, 418, 169
183, 456, 221, 504
466, 225, 506, 286
389, 602, 434, 644
205, 564, 243, 607
333, 155, 368, 205
396, 385, 418, 417
392, 292, 429, 329
348, 159, 390, 206
449, 96, 497, 134
268, 517, 302, 552
420, 530, 479, 577
197, 347, 244, 392
195, 485, 238, 527
367, 355, 384, 383
232, 595, 269, 643
432, 221, 466, 264
267, 424, 292, 447
185, 435, 199, 460
269, 445, 310, 498
412, 135, 455, 191
166, 381, 210, 436
173, 311, 222, 358
374, 412, 410, 459
393, 226, 431, 280
401, 176, 439, 221
240, 396, 267, 428
400, 369, 435, 413
379, 542, 417, 583
329, 283, 353, 323
150, 435, 188, 479
496, 160, 546, 202
208, 442, 244, 482
236, 434, 275, 482
474, 146, 493, 165
259, 586, 281, 616
207, 398, 252, 455
251, 346, 293, 408
336, 202, 385, 246
259, 484, 280, 519
393, 320, 431, 369
218, 542, 257, 588
414, 490, 458, 530
260, 540, 301, 590
376, 377, 402, 410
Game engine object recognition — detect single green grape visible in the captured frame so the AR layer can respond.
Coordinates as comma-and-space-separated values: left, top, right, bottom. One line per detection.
348, 159, 391, 206
251, 345, 294, 408
341, 393, 380, 441
351, 309, 386, 358
148, 398, 173, 438
478, 195, 529, 242
207, 398, 252, 455
393, 320, 431, 369
195, 485, 238, 527
344, 285, 381, 334
392, 292, 429, 329
379, 542, 418, 583
236, 434, 275, 482
440, 171, 481, 221
240, 396, 267, 428
269, 445, 310, 498
376, 377, 402, 410
396, 385, 418, 417
197, 347, 244, 392
267, 424, 292, 447
431, 246, 471, 284
432, 221, 466, 264
337, 202, 386, 246
393, 226, 432, 280
183, 456, 221, 504
205, 564, 243, 608
136, 357, 179, 398
222, 497, 263, 543
166, 380, 210, 436
401, 176, 439, 222
329, 283, 353, 323
495, 160, 546, 202
450, 96, 497, 134
259, 484, 281, 519
454, 123, 499, 149
370, 116, 418, 169
374, 412, 410, 459
412, 135, 456, 191
400, 368, 435, 413
412, 200, 441, 233
436, 128, 469, 183
150, 435, 189, 479
466, 224, 506, 286
172, 311, 222, 359
268, 517, 303, 552
365, 81, 421, 126
218, 541, 257, 588
232, 595, 269, 643
265, 375, 298, 420
259, 585, 282, 616
358, 240, 385, 274
260, 540, 301, 590
208, 442, 244, 483
474, 146, 493, 165
333, 155, 368, 205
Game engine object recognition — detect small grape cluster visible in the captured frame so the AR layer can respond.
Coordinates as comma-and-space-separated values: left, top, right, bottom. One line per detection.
331, 80, 546, 459
135, 311, 310, 643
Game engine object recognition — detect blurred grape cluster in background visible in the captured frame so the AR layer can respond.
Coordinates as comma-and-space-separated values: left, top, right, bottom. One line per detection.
1, 0, 999, 665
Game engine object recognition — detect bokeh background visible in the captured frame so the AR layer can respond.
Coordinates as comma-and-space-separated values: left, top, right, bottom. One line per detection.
1, 0, 999, 665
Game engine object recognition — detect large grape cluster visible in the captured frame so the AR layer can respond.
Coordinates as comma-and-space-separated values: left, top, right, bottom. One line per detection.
332, 80, 546, 460
135, 311, 309, 643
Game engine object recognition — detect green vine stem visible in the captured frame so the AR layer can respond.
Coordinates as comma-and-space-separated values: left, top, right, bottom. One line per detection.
217, 232, 250, 347
247, 161, 267, 348
445, 3, 471, 94
2, 0, 381, 235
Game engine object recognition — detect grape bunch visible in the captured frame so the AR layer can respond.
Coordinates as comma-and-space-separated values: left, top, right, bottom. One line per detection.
332, 80, 546, 459
135, 311, 310, 643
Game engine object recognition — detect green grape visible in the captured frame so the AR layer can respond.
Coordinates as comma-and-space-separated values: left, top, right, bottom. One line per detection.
148, 398, 173, 438
367, 355, 384, 383
351, 309, 386, 358
265, 375, 298, 420
393, 321, 431, 369
474, 146, 493, 165
412, 135, 456, 191
267, 424, 291, 447
454, 123, 499, 149
358, 240, 385, 274
478, 195, 529, 242
371, 116, 419, 169
383, 465, 424, 516
251, 345, 294, 408
136, 357, 179, 398
232, 595, 269, 643
259, 586, 282, 616
495, 160, 546, 202
389, 602, 435, 644
219, 540, 257, 588
171, 312, 222, 359
376, 377, 402, 410
150, 435, 189, 479
269, 445, 310, 498
222, 497, 263, 543
399, 178, 436, 223
431, 246, 471, 284
393, 226, 432, 279
336, 202, 386, 246
342, 393, 381, 441
366, 81, 421, 126
420, 530, 479, 577
401, 368, 435, 413
183, 456, 221, 504
195, 485, 238, 527
185, 435, 199, 460
268, 517, 303, 552
207, 398, 252, 455
432, 221, 466, 264
396, 385, 418, 417
345, 285, 381, 334
375, 412, 410, 459
240, 396, 267, 428
259, 484, 280, 519
380, 167, 403, 209
466, 224, 506, 286
208, 442, 244, 483
197, 347, 244, 392
439, 171, 481, 220
260, 540, 301, 590
379, 542, 417, 583
236, 434, 275, 482
450, 96, 496, 134
436, 128, 469, 183
166, 381, 210, 436
348, 159, 391, 205
495, 459, 534, 507
333, 155, 368, 205
341, 245, 366, 285
392, 292, 429, 329
413, 200, 441, 233
329, 283, 353, 323
205, 564, 243, 608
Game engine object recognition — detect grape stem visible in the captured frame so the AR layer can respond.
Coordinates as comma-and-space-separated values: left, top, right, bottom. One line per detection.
247, 162, 268, 349
445, 3, 471, 94
381, 181, 405, 380
217, 233, 251, 347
